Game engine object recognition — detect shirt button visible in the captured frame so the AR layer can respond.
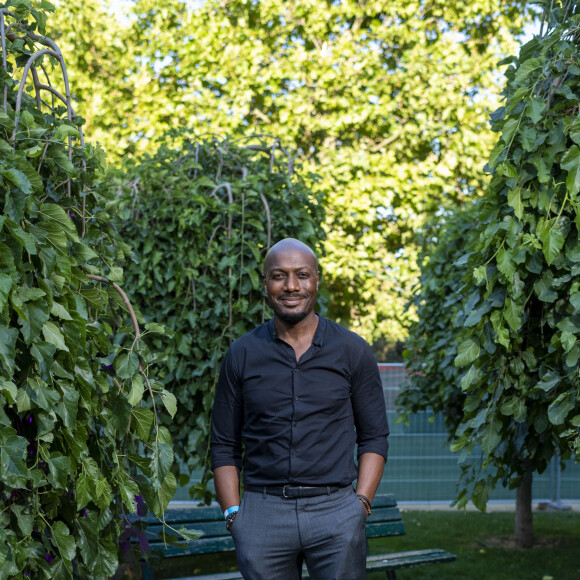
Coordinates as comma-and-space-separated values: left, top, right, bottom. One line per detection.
294, 368, 298, 372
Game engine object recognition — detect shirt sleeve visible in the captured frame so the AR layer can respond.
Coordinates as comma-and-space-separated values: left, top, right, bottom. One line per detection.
351, 340, 390, 461
210, 347, 244, 471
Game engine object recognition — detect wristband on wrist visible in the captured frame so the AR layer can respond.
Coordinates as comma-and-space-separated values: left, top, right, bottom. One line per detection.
225, 510, 238, 531
224, 505, 240, 518
357, 494, 372, 516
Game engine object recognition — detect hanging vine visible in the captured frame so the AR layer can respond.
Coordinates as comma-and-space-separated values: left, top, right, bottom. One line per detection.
0, 3, 187, 579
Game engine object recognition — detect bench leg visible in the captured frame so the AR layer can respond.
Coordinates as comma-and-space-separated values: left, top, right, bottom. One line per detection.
386, 571, 397, 580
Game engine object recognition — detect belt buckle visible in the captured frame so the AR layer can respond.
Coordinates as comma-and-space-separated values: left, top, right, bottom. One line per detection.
282, 485, 291, 498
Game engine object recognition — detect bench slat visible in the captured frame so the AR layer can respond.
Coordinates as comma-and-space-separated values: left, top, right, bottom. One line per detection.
366, 521, 406, 538
366, 506, 403, 524
366, 548, 457, 570
370, 493, 397, 509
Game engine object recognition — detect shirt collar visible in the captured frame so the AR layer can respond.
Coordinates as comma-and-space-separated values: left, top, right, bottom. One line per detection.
267, 314, 326, 347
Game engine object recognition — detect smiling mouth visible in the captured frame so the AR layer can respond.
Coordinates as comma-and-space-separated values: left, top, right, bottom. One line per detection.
279, 295, 307, 306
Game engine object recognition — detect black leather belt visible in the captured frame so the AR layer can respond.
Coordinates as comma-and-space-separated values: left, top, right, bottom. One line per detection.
244, 484, 347, 498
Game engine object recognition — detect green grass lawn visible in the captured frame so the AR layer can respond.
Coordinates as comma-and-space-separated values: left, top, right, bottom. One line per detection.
368, 510, 580, 580
151, 509, 580, 579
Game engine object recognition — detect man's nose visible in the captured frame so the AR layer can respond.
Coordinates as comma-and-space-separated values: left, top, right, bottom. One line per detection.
284, 273, 300, 291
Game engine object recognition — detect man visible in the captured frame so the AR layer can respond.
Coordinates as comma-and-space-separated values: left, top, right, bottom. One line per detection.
210, 238, 389, 580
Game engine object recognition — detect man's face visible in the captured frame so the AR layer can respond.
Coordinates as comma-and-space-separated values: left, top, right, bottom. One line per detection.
263, 247, 319, 325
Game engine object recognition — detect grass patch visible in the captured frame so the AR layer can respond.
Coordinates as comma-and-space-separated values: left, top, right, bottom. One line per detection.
368, 510, 580, 580
150, 510, 580, 579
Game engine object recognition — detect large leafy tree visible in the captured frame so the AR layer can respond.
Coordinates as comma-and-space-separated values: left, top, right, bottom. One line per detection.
0, 3, 186, 578
49, 0, 530, 345
403, 0, 580, 548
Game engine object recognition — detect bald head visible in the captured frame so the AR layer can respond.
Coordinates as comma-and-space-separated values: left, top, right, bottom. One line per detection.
263, 238, 318, 275
262, 239, 319, 325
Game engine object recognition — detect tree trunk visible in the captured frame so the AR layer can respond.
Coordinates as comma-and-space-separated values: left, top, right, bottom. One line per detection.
515, 472, 534, 548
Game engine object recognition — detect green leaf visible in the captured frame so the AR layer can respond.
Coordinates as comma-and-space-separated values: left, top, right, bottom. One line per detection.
143, 471, 177, 518
42, 321, 69, 352
534, 372, 561, 392
454, 338, 480, 367
507, 187, 524, 219
496, 248, 516, 280
10, 504, 33, 536
56, 123, 81, 140
515, 57, 543, 83
50, 301, 73, 320
5, 220, 37, 254
52, 521, 76, 560
39, 202, 80, 243
548, 392, 576, 425
0, 167, 33, 194
94, 478, 113, 510
503, 298, 523, 331
114, 352, 140, 379
0, 379, 17, 404
0, 434, 28, 487
18, 300, 50, 344
49, 558, 73, 580
118, 470, 140, 513
127, 374, 145, 406
534, 274, 558, 303
47, 454, 72, 489
540, 219, 566, 265
76, 472, 96, 510
571, 292, 580, 311
177, 527, 204, 541
0, 326, 18, 375
500, 397, 527, 422
526, 96, 545, 124
0, 273, 13, 311
151, 441, 174, 490
131, 407, 154, 441
144, 322, 169, 335
481, 419, 502, 454
460, 364, 480, 391
50, 146, 76, 175
487, 141, 505, 169
560, 145, 580, 195
54, 384, 79, 429
127, 453, 152, 477
570, 116, 580, 145
160, 389, 177, 418
490, 309, 510, 348
501, 118, 519, 145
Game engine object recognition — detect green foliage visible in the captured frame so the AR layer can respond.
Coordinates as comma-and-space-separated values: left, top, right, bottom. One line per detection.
400, 202, 482, 436
0, 3, 179, 578
48, 0, 531, 344
115, 132, 325, 499
402, 0, 580, 513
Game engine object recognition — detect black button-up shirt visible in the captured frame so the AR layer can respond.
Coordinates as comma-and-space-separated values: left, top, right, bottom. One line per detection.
210, 315, 389, 487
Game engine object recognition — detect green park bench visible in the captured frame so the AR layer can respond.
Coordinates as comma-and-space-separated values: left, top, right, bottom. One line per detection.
138, 493, 456, 579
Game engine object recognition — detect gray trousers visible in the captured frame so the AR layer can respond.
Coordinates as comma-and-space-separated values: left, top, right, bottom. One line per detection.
230, 486, 367, 580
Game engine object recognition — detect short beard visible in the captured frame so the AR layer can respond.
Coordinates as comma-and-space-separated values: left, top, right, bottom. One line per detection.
275, 309, 309, 325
